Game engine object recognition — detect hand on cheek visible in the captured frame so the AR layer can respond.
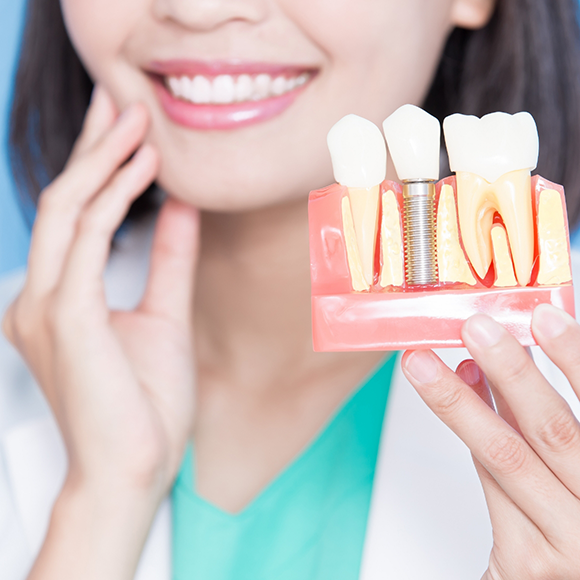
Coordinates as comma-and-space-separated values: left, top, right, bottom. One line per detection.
402, 310, 580, 579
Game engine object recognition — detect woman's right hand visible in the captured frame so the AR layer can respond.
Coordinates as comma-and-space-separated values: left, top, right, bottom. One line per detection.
2, 86, 200, 579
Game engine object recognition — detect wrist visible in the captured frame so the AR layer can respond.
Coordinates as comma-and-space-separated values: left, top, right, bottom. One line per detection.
27, 477, 162, 580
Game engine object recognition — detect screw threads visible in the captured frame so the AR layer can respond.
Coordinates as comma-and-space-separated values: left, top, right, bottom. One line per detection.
403, 181, 438, 286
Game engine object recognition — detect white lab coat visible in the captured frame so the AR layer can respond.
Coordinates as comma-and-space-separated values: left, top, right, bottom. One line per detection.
1, 218, 579, 580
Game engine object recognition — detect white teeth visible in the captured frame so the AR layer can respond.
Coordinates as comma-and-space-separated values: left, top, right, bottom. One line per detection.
212, 75, 235, 104
235, 74, 253, 102
166, 72, 310, 105
443, 111, 539, 184
296, 73, 308, 86
383, 104, 440, 181
327, 114, 387, 188
168, 76, 182, 98
271, 76, 287, 96
254, 74, 271, 99
191, 75, 211, 104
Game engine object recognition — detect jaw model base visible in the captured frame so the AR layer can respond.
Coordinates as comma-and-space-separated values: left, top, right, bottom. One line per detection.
312, 285, 575, 351
309, 176, 576, 352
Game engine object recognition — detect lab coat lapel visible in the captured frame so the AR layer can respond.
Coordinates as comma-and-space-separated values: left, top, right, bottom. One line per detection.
360, 349, 493, 580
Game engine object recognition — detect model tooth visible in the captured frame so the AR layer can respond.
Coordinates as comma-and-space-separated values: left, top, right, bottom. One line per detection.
537, 189, 573, 285
342, 196, 370, 291
379, 190, 404, 287
491, 225, 518, 287
444, 112, 538, 286
437, 184, 477, 285
327, 114, 387, 188
382, 104, 440, 181
444, 112, 539, 184
328, 115, 386, 288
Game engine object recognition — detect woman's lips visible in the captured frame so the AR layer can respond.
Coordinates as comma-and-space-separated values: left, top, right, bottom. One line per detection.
148, 60, 316, 131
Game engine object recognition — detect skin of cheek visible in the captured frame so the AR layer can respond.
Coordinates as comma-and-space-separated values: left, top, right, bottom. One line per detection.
61, 0, 455, 212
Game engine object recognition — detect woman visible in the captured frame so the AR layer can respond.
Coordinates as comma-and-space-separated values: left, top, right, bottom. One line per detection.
2, 0, 580, 578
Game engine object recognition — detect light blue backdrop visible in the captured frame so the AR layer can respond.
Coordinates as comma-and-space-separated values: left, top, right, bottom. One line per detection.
0, 1, 579, 276
0, 0, 30, 276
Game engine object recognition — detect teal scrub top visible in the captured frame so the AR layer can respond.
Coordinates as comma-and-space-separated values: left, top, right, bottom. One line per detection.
172, 354, 397, 580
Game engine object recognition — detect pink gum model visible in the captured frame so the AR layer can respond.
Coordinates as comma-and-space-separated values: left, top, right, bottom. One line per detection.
309, 175, 575, 351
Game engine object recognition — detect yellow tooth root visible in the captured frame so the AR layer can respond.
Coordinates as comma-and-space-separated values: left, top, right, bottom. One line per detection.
437, 184, 477, 285
456, 170, 534, 286
491, 225, 518, 287
342, 196, 370, 291
537, 189, 572, 285
379, 190, 404, 288
348, 186, 380, 287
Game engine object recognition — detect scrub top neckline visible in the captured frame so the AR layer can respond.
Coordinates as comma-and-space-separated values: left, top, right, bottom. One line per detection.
176, 353, 397, 520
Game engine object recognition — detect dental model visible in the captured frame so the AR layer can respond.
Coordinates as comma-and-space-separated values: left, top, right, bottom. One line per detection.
309, 107, 575, 350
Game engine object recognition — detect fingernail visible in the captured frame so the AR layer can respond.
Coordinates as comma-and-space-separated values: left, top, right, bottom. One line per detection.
533, 303, 570, 339
464, 315, 504, 347
457, 360, 481, 387
405, 350, 440, 384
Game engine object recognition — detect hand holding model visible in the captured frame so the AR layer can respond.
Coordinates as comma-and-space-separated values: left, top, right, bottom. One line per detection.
311, 106, 580, 577
2, 86, 200, 580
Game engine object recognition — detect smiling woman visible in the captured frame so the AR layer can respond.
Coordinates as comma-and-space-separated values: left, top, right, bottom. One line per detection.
3, 1, 580, 580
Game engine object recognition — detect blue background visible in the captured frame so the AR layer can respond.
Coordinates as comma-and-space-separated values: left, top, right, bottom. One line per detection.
1, 0, 579, 276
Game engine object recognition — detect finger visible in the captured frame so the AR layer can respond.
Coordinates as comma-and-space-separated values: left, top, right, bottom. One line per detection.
462, 314, 580, 499
456, 359, 494, 408
402, 349, 580, 542
532, 304, 580, 400
472, 456, 542, 546
139, 199, 200, 325
456, 361, 543, 540
458, 356, 524, 435
67, 85, 119, 164
25, 103, 149, 299
56, 145, 159, 312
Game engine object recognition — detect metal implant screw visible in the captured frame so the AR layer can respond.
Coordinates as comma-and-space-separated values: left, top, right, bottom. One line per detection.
403, 180, 438, 286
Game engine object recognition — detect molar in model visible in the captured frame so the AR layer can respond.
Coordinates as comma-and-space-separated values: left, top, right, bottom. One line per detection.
443, 112, 538, 286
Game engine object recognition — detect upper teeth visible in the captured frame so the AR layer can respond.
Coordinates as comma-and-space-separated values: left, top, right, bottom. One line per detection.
166, 72, 310, 105
443, 111, 539, 184
383, 104, 440, 182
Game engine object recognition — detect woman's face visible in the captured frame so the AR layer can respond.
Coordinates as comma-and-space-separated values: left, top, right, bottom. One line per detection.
60, 0, 493, 211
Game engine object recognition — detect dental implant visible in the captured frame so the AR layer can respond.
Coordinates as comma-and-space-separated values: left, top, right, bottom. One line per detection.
383, 105, 441, 286
402, 179, 438, 285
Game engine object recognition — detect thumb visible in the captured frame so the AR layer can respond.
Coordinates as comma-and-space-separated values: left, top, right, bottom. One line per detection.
139, 198, 200, 325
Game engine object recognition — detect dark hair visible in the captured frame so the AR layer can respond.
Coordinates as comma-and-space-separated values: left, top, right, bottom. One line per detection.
10, 0, 580, 227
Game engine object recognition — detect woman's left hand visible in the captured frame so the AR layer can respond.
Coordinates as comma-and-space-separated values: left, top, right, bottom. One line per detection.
402, 304, 580, 580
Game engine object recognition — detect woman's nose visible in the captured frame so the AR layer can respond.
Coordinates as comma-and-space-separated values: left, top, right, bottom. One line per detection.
153, 0, 268, 32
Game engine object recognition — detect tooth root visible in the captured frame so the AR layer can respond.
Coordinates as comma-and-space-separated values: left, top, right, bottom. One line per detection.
456, 170, 535, 286
437, 184, 477, 285
537, 189, 573, 285
456, 172, 494, 279
495, 171, 534, 286
491, 225, 518, 287
379, 190, 404, 287
342, 196, 370, 291
347, 186, 380, 286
